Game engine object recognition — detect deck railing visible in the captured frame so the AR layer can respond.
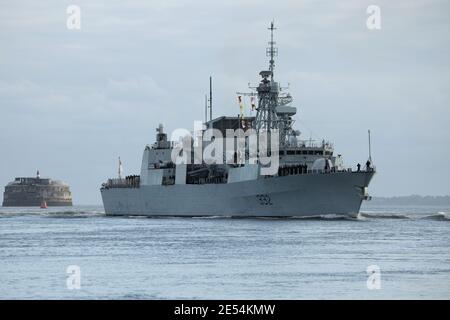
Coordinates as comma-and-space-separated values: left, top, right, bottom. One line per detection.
277, 165, 375, 177
102, 176, 140, 189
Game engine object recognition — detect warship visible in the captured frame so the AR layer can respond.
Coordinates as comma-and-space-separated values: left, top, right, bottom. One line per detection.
101, 22, 375, 217
2, 171, 72, 207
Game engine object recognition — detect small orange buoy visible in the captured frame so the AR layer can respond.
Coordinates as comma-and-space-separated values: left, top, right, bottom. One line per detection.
40, 200, 48, 209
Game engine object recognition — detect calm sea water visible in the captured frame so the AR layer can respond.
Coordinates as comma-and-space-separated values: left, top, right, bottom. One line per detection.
0, 203, 449, 300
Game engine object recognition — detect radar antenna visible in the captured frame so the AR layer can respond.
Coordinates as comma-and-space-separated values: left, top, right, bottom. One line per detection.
209, 76, 213, 121
266, 21, 278, 79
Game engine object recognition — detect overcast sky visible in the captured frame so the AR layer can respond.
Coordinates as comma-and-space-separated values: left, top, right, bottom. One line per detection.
1, 0, 449, 204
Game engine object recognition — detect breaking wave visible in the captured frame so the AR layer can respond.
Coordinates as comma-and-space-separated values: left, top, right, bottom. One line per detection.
0, 209, 104, 218
360, 211, 450, 221
193, 215, 232, 219
293, 214, 357, 221
359, 212, 411, 219
2, 207, 449, 221
43, 210, 105, 218
421, 212, 450, 221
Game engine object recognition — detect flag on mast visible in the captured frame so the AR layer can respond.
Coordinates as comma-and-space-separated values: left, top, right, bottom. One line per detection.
250, 96, 256, 111
238, 95, 245, 128
238, 95, 244, 116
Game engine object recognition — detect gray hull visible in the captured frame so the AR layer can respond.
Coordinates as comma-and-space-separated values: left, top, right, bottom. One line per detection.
101, 171, 375, 217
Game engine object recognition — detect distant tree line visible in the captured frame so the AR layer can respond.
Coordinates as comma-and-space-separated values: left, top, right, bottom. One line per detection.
371, 195, 450, 206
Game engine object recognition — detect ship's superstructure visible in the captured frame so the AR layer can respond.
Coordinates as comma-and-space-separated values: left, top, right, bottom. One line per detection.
2, 171, 72, 207
100, 22, 375, 217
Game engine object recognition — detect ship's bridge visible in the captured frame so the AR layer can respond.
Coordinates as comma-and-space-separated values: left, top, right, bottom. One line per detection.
205, 116, 255, 135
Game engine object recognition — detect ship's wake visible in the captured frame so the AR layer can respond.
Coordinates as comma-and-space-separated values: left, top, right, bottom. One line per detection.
292, 214, 356, 221
42, 210, 105, 218
360, 211, 450, 221
0, 210, 104, 218
421, 212, 450, 221
359, 212, 411, 219
1, 210, 449, 221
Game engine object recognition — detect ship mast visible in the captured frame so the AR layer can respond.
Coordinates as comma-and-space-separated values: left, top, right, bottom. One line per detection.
255, 21, 280, 133
268, 21, 277, 79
